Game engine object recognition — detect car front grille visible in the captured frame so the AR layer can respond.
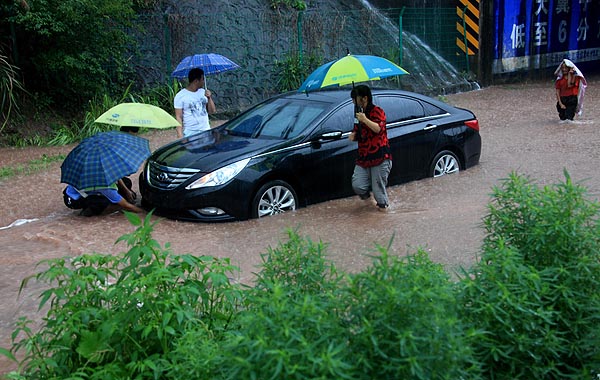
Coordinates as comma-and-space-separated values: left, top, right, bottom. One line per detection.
147, 161, 201, 190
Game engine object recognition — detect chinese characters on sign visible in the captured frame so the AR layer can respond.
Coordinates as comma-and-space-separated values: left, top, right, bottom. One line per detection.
494, 0, 599, 73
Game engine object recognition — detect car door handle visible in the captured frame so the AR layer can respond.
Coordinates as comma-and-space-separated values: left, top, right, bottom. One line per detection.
320, 131, 343, 140
424, 124, 438, 131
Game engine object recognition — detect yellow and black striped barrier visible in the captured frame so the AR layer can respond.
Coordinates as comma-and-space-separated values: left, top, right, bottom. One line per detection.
456, 0, 480, 55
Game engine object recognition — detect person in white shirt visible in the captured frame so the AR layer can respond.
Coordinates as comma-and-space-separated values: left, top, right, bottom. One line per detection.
174, 68, 216, 138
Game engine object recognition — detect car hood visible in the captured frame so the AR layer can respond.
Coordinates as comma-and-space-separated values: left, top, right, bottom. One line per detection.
150, 129, 286, 171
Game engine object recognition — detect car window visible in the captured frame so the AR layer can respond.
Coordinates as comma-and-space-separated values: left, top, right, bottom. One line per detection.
421, 101, 447, 116
320, 102, 354, 133
376, 96, 425, 123
225, 98, 327, 139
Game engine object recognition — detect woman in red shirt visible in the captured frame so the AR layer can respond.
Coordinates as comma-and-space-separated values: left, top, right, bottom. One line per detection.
349, 85, 392, 211
555, 59, 585, 121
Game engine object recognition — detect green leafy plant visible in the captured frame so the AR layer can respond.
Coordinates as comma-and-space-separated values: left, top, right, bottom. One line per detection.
9, 0, 138, 109
172, 231, 481, 380
205, 229, 352, 380
6, 172, 600, 379
0, 54, 26, 134
4, 212, 242, 379
253, 228, 341, 294
345, 245, 481, 380
140, 80, 182, 112
274, 52, 321, 93
46, 81, 178, 146
270, 0, 307, 11
459, 171, 600, 379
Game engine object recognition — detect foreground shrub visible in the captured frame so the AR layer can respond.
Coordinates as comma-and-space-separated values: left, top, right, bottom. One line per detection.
167, 231, 480, 380
211, 231, 352, 380
4, 212, 241, 379
5, 171, 600, 379
459, 171, 600, 379
345, 247, 481, 380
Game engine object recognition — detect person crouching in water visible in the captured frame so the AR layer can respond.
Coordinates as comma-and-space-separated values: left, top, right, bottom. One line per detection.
349, 85, 392, 212
63, 180, 144, 216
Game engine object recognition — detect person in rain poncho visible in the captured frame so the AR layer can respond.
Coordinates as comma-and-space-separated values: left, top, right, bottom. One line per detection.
554, 59, 587, 121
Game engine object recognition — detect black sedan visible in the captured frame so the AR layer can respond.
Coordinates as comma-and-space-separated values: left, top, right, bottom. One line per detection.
139, 89, 481, 222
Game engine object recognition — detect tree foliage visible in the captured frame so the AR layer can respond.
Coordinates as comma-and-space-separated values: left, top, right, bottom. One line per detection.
5, 0, 139, 109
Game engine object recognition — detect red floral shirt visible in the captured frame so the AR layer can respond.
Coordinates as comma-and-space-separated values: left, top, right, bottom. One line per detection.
352, 104, 392, 168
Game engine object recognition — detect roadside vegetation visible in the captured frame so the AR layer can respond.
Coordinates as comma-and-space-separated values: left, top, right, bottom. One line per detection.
1, 1, 312, 148
2, 171, 599, 379
0, 154, 65, 180
1, 0, 148, 145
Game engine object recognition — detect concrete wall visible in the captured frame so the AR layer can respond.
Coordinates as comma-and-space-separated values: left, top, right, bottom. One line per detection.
135, 0, 476, 115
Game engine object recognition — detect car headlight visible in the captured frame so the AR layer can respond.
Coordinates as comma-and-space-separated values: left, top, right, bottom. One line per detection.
185, 158, 251, 190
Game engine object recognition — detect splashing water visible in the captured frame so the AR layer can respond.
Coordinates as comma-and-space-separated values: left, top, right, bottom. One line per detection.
357, 0, 480, 94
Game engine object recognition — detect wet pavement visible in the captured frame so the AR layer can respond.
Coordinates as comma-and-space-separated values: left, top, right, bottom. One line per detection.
1, 77, 599, 373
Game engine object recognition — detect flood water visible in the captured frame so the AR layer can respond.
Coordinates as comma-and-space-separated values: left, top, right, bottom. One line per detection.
1, 77, 599, 372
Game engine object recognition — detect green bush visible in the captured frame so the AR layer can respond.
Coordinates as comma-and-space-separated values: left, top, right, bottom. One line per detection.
46, 81, 179, 146
345, 246, 481, 380
4, 171, 600, 379
270, 0, 307, 11
8, 0, 138, 109
274, 53, 321, 93
4, 212, 241, 379
459, 171, 600, 379
211, 230, 352, 380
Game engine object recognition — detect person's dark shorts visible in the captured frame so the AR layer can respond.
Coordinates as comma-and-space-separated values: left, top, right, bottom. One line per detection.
63, 188, 85, 209
557, 95, 578, 120
63, 188, 111, 216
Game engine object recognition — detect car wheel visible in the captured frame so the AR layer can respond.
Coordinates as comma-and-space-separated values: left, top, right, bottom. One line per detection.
430, 150, 460, 177
251, 180, 297, 218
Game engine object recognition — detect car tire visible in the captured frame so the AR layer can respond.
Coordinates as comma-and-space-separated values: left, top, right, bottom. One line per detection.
251, 180, 297, 218
430, 150, 460, 177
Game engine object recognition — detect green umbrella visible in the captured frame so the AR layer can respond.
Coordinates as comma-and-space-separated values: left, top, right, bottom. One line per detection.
298, 54, 409, 93
95, 103, 180, 129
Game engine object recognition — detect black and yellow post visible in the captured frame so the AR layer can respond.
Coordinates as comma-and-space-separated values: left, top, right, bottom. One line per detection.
456, 0, 480, 55
456, 0, 480, 74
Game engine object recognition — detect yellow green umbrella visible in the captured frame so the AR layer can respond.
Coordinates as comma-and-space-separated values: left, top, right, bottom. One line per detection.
298, 54, 409, 93
95, 103, 180, 129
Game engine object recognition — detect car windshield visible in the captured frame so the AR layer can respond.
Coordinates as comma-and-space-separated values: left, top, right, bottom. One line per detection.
225, 98, 328, 139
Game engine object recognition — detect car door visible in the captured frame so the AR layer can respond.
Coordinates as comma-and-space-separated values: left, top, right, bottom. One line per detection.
298, 101, 357, 203
376, 94, 445, 184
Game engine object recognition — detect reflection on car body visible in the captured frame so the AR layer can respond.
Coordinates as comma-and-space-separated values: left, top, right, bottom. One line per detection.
140, 89, 481, 222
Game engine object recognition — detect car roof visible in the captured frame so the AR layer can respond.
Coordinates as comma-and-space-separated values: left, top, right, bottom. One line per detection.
279, 87, 449, 109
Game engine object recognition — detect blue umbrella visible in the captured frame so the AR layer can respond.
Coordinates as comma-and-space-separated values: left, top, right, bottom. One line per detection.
61, 131, 151, 190
171, 53, 240, 80
298, 54, 408, 93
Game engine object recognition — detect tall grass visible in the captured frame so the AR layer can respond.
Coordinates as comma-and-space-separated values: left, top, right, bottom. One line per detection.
0, 54, 26, 134
44, 81, 181, 146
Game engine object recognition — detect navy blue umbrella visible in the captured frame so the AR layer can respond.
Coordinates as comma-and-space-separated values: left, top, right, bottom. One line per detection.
171, 53, 240, 80
61, 131, 151, 190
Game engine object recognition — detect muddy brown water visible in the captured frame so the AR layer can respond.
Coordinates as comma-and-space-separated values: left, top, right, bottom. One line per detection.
1, 78, 599, 373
